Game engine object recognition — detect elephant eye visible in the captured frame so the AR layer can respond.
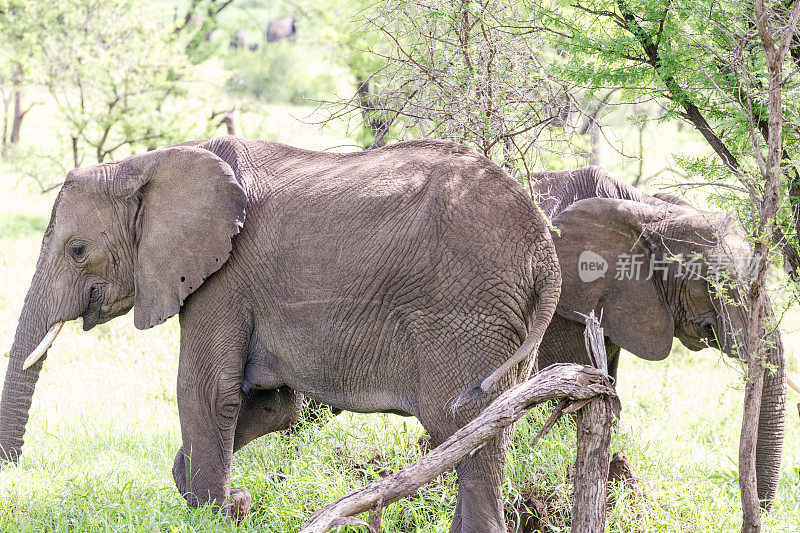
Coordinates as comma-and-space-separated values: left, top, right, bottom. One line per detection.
70, 243, 87, 262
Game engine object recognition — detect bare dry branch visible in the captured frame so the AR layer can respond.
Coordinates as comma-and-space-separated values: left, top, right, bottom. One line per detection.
300, 364, 616, 533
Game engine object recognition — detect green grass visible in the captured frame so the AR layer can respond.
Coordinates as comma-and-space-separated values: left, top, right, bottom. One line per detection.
1, 101, 800, 532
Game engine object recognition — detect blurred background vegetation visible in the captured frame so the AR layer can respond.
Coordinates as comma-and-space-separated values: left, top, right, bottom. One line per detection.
1, 0, 800, 531
2, 0, 758, 192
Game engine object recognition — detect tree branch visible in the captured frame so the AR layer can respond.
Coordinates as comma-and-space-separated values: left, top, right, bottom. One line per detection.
615, 0, 742, 174
300, 364, 616, 533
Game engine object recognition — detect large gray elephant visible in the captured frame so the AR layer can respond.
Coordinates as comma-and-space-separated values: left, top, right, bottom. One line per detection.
532, 166, 788, 506
0, 137, 561, 532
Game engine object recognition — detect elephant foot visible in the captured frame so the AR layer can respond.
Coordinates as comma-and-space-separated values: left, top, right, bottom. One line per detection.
172, 446, 189, 497
225, 486, 251, 521
173, 446, 248, 520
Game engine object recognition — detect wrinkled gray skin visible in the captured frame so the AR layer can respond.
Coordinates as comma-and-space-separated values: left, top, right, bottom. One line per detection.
532, 166, 786, 506
0, 137, 560, 532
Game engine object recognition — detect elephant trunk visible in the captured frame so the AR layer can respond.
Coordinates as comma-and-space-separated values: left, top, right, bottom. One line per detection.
754, 330, 786, 507
0, 273, 51, 462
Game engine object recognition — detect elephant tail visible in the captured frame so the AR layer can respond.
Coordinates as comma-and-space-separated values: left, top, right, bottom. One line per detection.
451, 269, 560, 412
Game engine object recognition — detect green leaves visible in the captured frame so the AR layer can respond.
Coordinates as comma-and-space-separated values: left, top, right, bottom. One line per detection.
1, 0, 213, 165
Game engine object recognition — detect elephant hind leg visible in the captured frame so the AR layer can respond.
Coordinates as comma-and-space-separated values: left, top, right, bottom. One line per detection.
443, 430, 509, 533
233, 387, 303, 452
420, 413, 509, 533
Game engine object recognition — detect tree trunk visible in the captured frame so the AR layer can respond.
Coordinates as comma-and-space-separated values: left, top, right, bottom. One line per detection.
589, 123, 600, 166
739, 354, 765, 533
572, 397, 612, 532
71, 137, 80, 168
356, 77, 387, 149
10, 63, 25, 145
1, 87, 10, 152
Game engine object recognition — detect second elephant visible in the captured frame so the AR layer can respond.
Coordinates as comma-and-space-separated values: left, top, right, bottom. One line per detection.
534, 166, 787, 506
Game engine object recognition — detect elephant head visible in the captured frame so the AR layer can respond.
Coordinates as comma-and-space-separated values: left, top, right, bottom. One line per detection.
0, 143, 246, 462
551, 196, 787, 504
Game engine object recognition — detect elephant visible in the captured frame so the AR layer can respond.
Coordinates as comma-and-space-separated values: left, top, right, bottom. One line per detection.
230, 28, 246, 50
531, 166, 789, 506
266, 16, 296, 43
0, 137, 561, 532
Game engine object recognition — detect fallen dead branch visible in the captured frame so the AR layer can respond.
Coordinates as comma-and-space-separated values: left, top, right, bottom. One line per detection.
300, 363, 616, 533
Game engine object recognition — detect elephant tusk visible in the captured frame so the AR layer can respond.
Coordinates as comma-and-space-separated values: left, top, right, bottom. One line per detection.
787, 374, 800, 395
22, 322, 63, 370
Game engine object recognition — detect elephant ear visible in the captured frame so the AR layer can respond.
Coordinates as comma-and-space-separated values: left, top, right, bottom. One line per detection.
552, 197, 674, 360
114, 146, 246, 329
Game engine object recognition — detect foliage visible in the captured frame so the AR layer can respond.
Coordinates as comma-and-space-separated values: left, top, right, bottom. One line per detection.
4, 0, 221, 166
173, 0, 237, 63
224, 42, 338, 104
326, 0, 589, 182
542, 0, 800, 265
290, 0, 392, 147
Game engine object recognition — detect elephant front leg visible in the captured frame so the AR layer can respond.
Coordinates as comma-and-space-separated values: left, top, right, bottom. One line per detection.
172, 313, 251, 519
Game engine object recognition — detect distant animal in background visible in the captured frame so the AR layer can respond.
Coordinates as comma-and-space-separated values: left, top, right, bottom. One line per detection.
230, 28, 246, 49
266, 16, 296, 43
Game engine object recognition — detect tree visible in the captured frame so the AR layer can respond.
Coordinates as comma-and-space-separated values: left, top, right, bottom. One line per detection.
542, 0, 800, 275
2, 0, 215, 167
172, 0, 236, 62
292, 0, 391, 147
328, 0, 582, 182
0, 1, 41, 149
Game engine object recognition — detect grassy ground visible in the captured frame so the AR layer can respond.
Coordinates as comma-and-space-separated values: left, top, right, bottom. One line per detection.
1, 102, 800, 532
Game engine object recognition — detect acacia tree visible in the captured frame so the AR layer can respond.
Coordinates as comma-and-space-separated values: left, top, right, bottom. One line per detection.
0, 1, 40, 149
172, 0, 236, 62
542, 0, 800, 274
1, 0, 217, 170
39, 0, 211, 166
291, 0, 390, 147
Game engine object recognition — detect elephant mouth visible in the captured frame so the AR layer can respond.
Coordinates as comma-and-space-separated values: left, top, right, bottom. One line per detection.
676, 321, 720, 352
678, 337, 705, 351
81, 289, 134, 331
677, 334, 717, 352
